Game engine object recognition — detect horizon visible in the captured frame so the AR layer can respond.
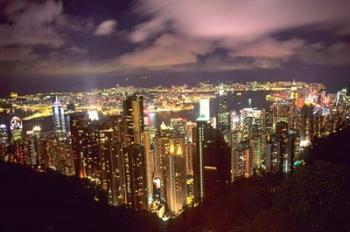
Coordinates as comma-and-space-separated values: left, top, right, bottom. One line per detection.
0, 0, 349, 95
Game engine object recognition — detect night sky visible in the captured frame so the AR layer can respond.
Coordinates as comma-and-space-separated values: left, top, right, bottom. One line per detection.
0, 0, 350, 95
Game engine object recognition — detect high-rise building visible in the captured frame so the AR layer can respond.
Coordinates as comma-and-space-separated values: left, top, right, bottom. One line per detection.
194, 119, 208, 202
70, 112, 100, 179
123, 95, 144, 145
165, 138, 187, 215
25, 125, 42, 169
98, 117, 126, 206
0, 124, 8, 146
198, 98, 210, 121
122, 95, 148, 210
276, 121, 289, 173
0, 124, 8, 160
124, 144, 148, 210
142, 130, 154, 206
217, 84, 230, 141
10, 116, 22, 142
52, 96, 67, 139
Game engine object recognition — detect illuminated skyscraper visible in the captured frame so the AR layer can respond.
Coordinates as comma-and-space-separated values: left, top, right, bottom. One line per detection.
123, 95, 148, 210
272, 102, 290, 129
276, 121, 289, 173
286, 129, 299, 172
290, 78, 298, 100
165, 138, 187, 215
98, 117, 126, 206
0, 124, 8, 146
154, 136, 169, 200
194, 119, 208, 202
124, 144, 148, 210
0, 124, 8, 160
198, 98, 210, 121
123, 95, 144, 145
52, 96, 67, 139
142, 130, 154, 206
217, 84, 230, 142
10, 116, 23, 142
70, 112, 100, 179
25, 125, 42, 168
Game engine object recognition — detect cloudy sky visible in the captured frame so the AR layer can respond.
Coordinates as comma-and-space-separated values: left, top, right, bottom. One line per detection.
1, 0, 350, 93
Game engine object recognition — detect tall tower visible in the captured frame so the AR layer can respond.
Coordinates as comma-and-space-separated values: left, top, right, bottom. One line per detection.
194, 119, 208, 202
165, 138, 187, 215
0, 124, 8, 146
10, 116, 23, 142
123, 95, 144, 145
122, 95, 148, 210
70, 112, 100, 178
98, 117, 126, 206
52, 96, 67, 140
217, 83, 230, 142
290, 78, 298, 101
142, 130, 154, 206
198, 98, 210, 121
124, 144, 148, 210
0, 124, 8, 160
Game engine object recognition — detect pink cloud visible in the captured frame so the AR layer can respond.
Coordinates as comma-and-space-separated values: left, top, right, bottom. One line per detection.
133, 0, 350, 43
0, 46, 37, 61
94, 20, 118, 36
0, 0, 65, 48
119, 34, 211, 69
233, 38, 305, 59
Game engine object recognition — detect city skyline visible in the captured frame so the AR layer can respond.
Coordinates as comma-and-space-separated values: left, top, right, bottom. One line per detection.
1, 80, 349, 222
1, 1, 350, 231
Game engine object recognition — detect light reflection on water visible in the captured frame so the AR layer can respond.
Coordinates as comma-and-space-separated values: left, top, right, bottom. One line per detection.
3, 91, 271, 132
149, 91, 271, 127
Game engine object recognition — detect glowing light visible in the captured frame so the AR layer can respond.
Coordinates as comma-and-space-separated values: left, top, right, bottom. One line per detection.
176, 145, 182, 156
10, 116, 22, 130
197, 98, 210, 121
300, 139, 311, 147
88, 110, 99, 121
170, 143, 175, 154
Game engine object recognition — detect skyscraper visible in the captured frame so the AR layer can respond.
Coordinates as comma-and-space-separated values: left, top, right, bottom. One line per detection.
10, 116, 22, 142
52, 96, 67, 139
123, 95, 144, 145
98, 117, 126, 206
194, 119, 208, 202
142, 130, 154, 206
124, 144, 148, 210
70, 112, 100, 179
122, 95, 148, 210
165, 138, 187, 215
217, 84, 230, 142
0, 124, 8, 160
198, 98, 210, 121
0, 124, 8, 146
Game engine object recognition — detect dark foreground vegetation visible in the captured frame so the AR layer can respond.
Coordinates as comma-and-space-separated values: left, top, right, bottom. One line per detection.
1, 128, 350, 231
0, 164, 161, 232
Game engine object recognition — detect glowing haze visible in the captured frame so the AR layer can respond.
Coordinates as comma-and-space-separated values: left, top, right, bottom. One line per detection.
0, 0, 349, 84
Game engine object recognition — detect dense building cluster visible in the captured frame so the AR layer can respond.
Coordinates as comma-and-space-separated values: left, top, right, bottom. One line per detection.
0, 81, 349, 220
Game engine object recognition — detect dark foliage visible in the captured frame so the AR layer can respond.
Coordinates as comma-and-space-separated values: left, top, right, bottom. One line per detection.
305, 127, 350, 166
0, 163, 160, 232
